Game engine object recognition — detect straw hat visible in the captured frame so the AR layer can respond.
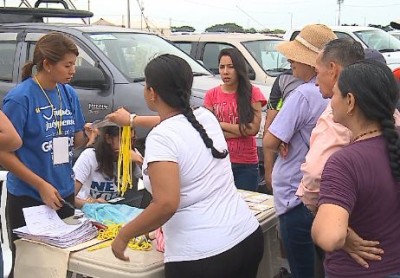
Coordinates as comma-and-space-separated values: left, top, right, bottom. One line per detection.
277, 24, 337, 67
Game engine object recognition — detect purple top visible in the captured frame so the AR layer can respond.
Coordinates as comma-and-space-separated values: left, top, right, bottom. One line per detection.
269, 77, 328, 215
320, 136, 400, 278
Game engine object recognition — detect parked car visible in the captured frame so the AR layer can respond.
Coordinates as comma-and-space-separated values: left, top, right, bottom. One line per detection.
167, 33, 290, 87
284, 25, 400, 69
0, 1, 272, 168
389, 30, 400, 41
0, 4, 225, 151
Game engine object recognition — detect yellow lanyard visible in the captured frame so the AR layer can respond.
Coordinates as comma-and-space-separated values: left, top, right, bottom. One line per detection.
34, 76, 63, 135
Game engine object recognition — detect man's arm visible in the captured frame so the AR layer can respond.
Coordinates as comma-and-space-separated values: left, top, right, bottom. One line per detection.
262, 109, 279, 192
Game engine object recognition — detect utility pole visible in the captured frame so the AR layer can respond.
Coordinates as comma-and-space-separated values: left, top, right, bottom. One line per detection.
87, 0, 90, 24
288, 12, 293, 29
337, 0, 344, 26
127, 0, 131, 28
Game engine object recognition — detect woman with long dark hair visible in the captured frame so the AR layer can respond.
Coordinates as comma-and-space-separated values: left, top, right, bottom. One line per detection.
108, 54, 263, 278
204, 48, 266, 191
312, 60, 400, 277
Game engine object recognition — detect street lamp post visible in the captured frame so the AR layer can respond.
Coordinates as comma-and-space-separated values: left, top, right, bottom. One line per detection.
337, 0, 344, 26
127, 0, 131, 28
87, 0, 90, 24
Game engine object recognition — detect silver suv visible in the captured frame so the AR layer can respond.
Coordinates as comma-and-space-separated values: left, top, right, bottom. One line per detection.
168, 33, 289, 87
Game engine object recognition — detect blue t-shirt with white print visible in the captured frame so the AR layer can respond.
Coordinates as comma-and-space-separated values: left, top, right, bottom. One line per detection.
3, 77, 85, 201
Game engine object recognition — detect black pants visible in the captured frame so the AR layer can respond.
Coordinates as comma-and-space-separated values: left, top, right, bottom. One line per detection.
165, 226, 264, 278
6, 192, 74, 278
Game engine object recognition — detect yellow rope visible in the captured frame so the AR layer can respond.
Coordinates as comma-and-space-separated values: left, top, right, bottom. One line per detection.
88, 223, 152, 252
117, 127, 133, 196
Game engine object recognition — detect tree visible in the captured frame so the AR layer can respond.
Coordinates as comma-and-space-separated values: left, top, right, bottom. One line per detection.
205, 23, 244, 33
171, 25, 196, 33
244, 28, 257, 34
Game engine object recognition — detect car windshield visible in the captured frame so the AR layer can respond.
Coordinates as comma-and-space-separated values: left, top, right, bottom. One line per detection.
354, 29, 400, 52
86, 32, 211, 81
242, 39, 290, 76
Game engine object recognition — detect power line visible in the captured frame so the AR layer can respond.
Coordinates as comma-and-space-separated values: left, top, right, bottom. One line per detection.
344, 3, 400, 7
235, 5, 266, 28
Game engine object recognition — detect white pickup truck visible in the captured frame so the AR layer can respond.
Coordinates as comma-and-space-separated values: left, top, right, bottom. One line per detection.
284, 25, 400, 70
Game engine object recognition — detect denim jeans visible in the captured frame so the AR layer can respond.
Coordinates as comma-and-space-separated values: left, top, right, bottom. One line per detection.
279, 203, 315, 278
231, 163, 259, 192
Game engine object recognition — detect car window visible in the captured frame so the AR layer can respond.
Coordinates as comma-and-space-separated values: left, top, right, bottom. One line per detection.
290, 31, 300, 41
172, 42, 192, 55
242, 40, 289, 76
0, 42, 16, 81
202, 43, 233, 74
332, 32, 353, 40
28, 41, 97, 78
86, 33, 210, 81
354, 29, 400, 51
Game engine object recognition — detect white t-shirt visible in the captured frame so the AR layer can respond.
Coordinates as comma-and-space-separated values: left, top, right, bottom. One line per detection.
142, 107, 259, 263
73, 148, 142, 201
73, 148, 118, 201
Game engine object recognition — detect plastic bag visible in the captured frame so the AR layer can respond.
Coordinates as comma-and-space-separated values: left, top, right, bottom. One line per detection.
81, 203, 143, 224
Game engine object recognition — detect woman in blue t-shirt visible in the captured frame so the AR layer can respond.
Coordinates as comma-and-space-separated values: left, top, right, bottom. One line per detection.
0, 32, 89, 274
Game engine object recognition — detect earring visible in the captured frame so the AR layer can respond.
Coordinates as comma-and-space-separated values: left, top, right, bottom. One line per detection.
347, 111, 352, 116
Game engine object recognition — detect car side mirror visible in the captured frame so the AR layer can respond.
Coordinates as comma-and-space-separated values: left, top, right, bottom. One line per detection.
248, 68, 256, 80
70, 66, 108, 89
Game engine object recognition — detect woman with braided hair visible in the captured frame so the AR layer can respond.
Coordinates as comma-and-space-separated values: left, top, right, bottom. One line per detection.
312, 59, 400, 278
106, 54, 263, 278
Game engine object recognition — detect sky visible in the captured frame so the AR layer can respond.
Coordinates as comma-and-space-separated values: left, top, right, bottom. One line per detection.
9, 0, 400, 32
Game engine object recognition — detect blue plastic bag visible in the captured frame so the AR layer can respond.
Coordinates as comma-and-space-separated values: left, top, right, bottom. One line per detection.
81, 203, 143, 224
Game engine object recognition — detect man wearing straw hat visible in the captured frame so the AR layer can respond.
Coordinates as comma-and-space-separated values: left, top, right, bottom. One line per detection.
263, 24, 336, 278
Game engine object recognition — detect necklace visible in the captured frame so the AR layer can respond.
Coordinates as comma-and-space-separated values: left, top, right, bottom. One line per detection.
352, 129, 379, 142
34, 75, 63, 135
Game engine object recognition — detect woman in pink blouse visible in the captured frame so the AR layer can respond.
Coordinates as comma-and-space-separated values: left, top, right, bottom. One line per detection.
204, 48, 266, 191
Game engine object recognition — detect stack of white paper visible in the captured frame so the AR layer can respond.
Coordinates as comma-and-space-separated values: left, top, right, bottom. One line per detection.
13, 205, 98, 248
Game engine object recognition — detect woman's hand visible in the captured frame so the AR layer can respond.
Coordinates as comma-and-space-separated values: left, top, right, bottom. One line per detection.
106, 108, 131, 127
95, 197, 108, 203
343, 227, 383, 268
130, 149, 143, 164
38, 182, 63, 210
84, 123, 99, 147
111, 232, 130, 261
279, 142, 289, 158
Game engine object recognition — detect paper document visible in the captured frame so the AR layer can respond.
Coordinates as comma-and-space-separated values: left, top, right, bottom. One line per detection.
14, 205, 98, 248
23, 205, 68, 235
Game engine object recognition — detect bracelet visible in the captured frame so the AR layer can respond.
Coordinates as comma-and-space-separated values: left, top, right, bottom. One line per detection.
129, 113, 137, 127
86, 197, 95, 203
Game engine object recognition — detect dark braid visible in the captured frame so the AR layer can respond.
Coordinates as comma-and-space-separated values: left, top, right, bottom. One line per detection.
380, 119, 400, 180
338, 60, 400, 181
145, 54, 228, 159
180, 98, 228, 159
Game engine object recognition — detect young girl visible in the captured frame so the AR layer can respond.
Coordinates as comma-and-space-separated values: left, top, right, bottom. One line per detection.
74, 125, 143, 208
204, 48, 266, 191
